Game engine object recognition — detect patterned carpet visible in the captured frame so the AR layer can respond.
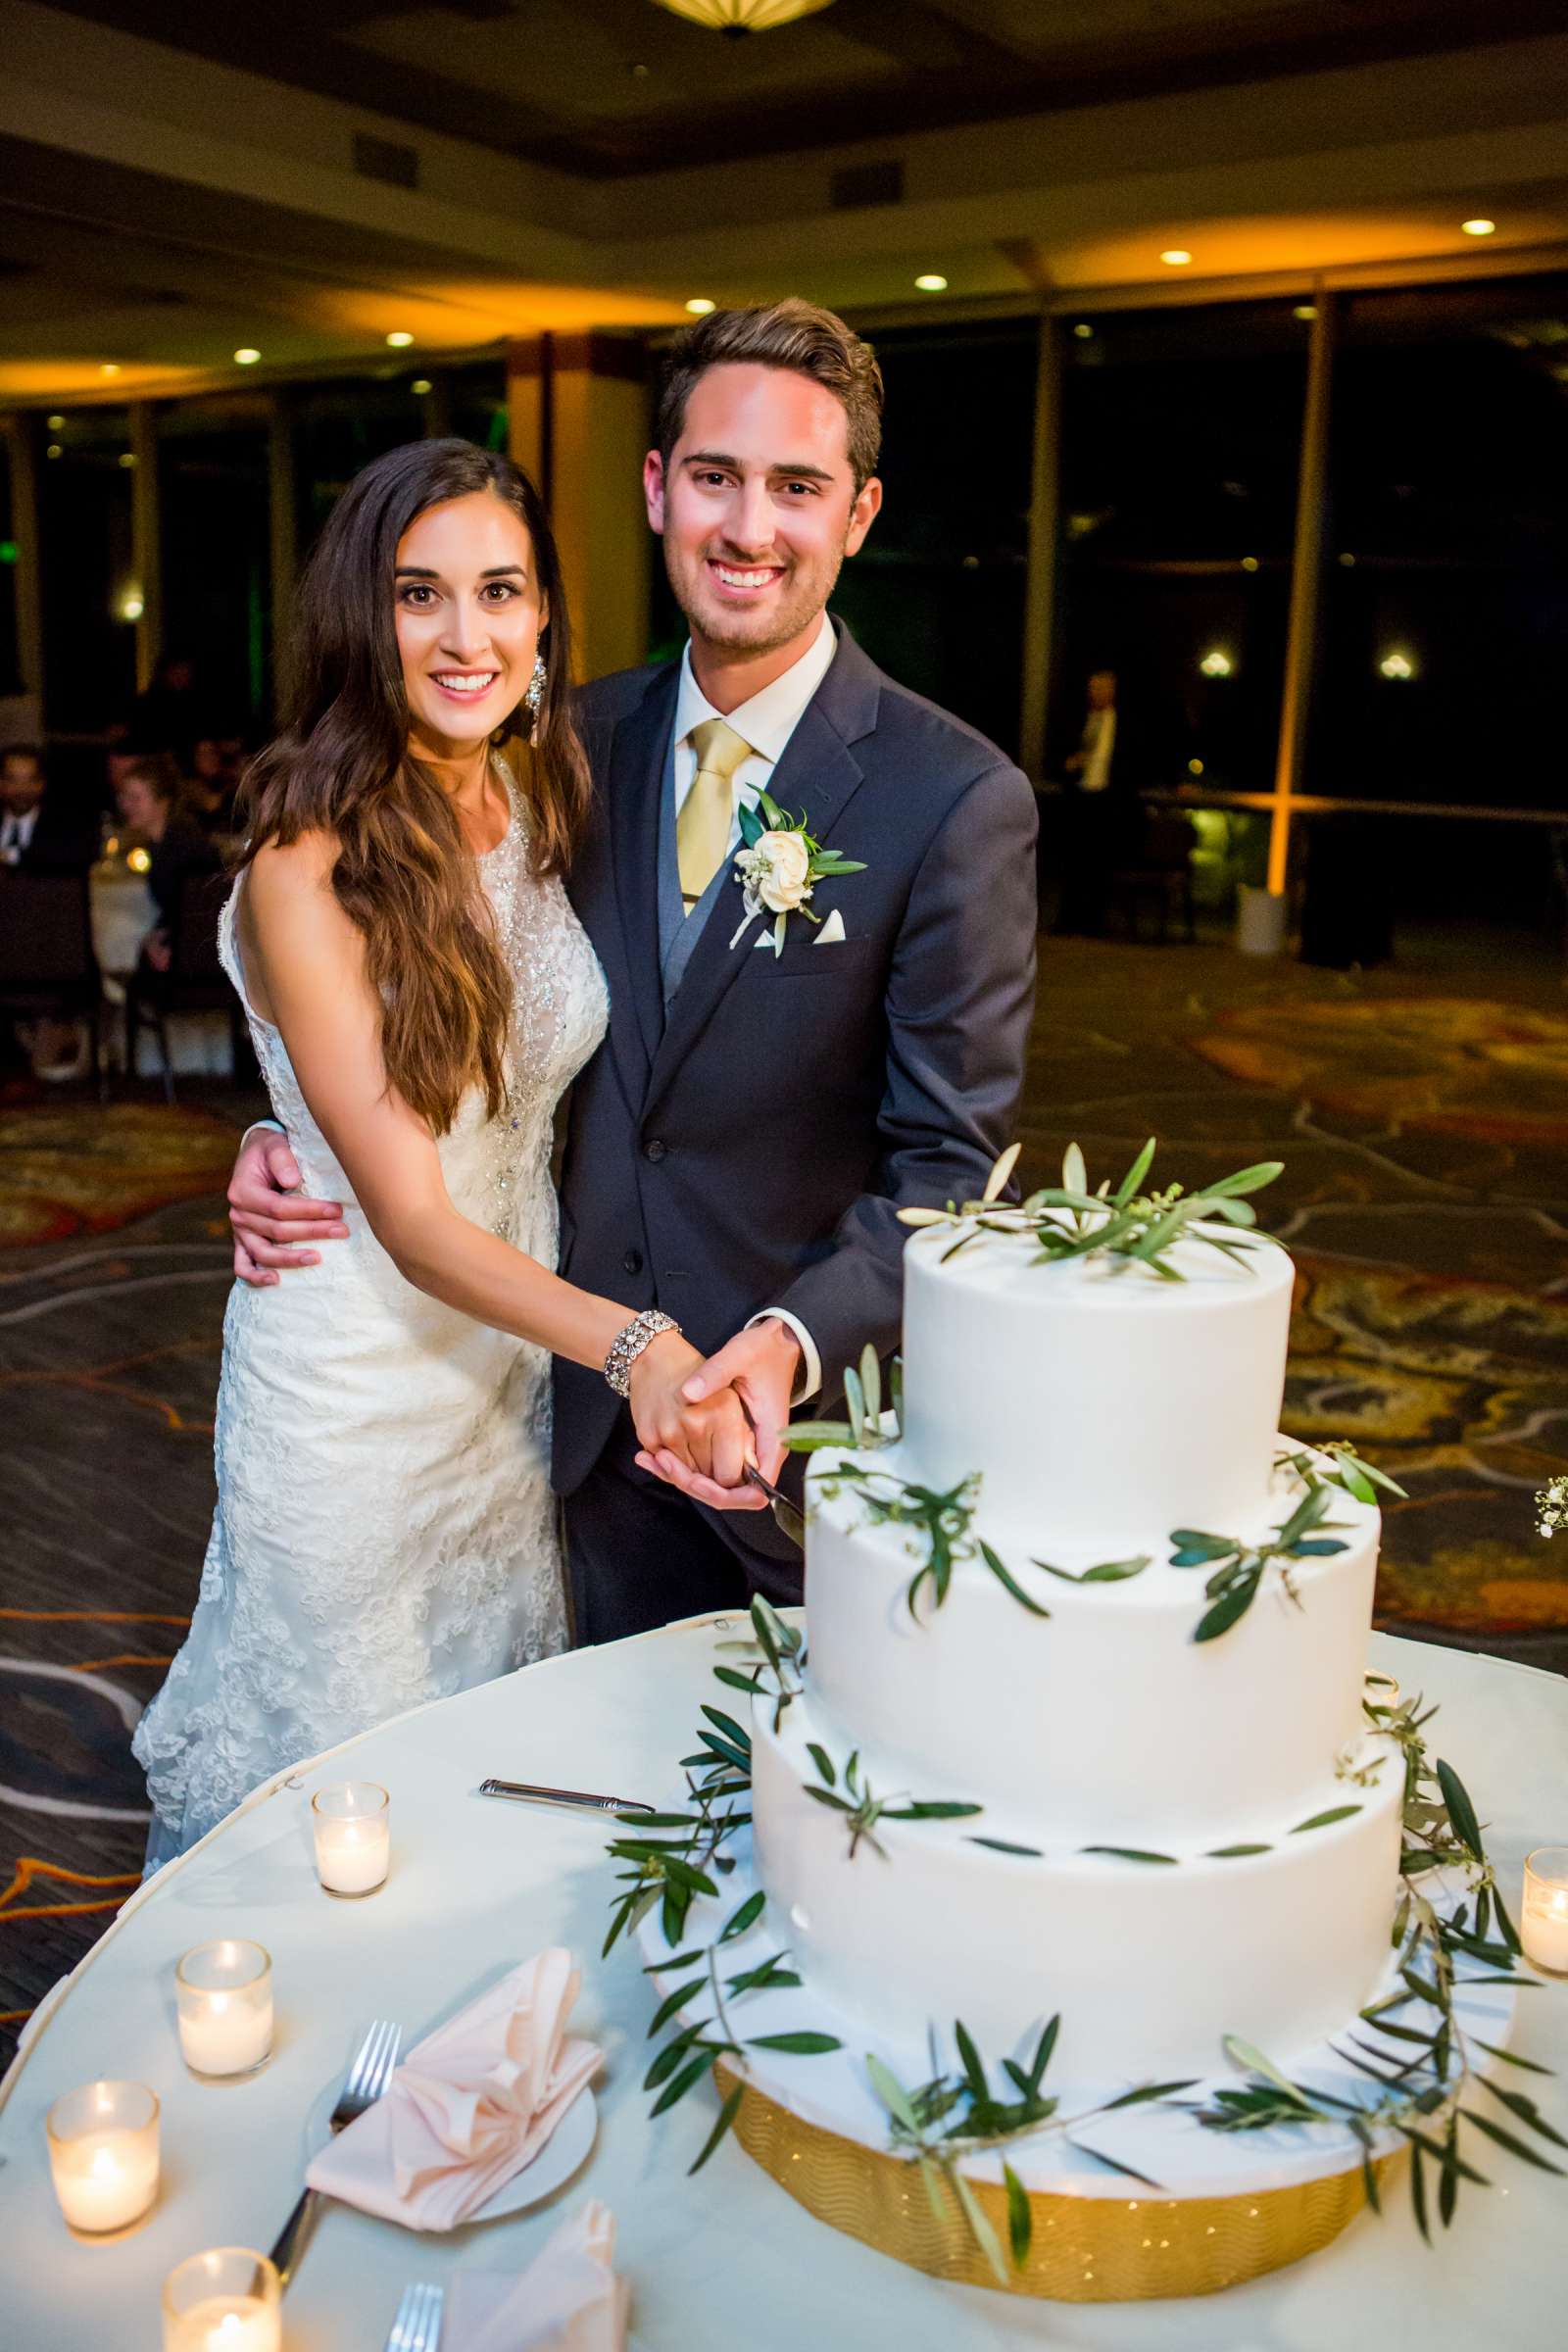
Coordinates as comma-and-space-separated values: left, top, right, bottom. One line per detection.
2, 934, 1565, 2063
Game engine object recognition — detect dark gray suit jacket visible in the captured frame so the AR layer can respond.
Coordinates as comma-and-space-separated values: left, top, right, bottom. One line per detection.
554, 622, 1038, 1544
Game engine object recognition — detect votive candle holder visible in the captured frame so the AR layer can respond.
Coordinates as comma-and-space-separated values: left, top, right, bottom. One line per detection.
46, 2080, 160, 2233
162, 2247, 280, 2352
1522, 1846, 1568, 1977
312, 1780, 390, 1896
176, 1938, 273, 2078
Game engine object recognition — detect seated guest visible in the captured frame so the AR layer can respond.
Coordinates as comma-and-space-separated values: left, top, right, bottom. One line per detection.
116, 755, 220, 975
184, 736, 243, 835
0, 744, 96, 873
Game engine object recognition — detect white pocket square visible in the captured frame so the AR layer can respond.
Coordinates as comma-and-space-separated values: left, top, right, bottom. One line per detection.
813, 907, 847, 946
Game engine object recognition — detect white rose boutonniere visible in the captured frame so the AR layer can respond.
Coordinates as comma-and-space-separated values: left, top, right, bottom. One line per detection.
730, 790, 866, 956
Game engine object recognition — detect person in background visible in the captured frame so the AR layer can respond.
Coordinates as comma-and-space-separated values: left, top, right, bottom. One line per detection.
0, 744, 95, 873
129, 652, 208, 770
1055, 666, 1123, 935
185, 737, 244, 836
115, 754, 220, 976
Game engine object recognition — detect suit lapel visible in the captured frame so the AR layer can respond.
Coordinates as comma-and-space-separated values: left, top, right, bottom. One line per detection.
644, 669, 873, 1110
600, 664, 679, 1098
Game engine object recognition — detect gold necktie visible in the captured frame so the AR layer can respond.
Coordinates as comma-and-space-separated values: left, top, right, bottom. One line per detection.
678, 716, 755, 912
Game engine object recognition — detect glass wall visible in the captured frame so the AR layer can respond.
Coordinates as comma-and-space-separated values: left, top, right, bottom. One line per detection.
1056, 299, 1309, 797
158, 402, 271, 741
36, 406, 137, 735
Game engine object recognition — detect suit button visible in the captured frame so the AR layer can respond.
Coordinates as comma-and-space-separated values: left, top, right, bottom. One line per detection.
643, 1139, 667, 1163
623, 1248, 644, 1274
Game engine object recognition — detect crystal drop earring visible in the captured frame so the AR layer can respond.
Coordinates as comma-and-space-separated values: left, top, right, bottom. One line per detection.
524, 652, 548, 746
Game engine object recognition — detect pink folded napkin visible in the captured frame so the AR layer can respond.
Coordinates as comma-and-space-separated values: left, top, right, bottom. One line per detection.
446, 2201, 628, 2352
306, 1950, 601, 2230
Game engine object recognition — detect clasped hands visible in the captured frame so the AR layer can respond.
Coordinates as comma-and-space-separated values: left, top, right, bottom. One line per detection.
227, 1129, 789, 1513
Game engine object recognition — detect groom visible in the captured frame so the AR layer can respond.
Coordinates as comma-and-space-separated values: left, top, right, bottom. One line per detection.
227, 299, 1038, 1642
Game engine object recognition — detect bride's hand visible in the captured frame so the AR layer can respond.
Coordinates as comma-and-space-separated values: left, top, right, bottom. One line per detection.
627, 1333, 760, 1494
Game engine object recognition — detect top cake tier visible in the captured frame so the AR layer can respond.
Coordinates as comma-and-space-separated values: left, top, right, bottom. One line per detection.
901, 1211, 1295, 1553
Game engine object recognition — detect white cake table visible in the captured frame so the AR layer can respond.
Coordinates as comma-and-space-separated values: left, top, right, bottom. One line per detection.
1, 1618, 1564, 2351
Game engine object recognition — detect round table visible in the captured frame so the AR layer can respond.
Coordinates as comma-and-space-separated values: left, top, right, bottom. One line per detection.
2, 1618, 1565, 2351
88, 863, 233, 1078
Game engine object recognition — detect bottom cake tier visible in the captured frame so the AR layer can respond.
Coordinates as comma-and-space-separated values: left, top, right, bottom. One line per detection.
751, 1692, 1404, 2082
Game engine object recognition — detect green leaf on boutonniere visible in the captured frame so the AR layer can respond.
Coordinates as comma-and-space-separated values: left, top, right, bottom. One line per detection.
737, 801, 764, 850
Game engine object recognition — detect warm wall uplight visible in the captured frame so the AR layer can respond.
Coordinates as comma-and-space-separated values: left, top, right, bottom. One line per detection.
1199, 649, 1233, 678
1379, 651, 1415, 680
685, 298, 716, 316
386, 331, 415, 348
234, 348, 261, 366
1160, 250, 1192, 267
100, 364, 120, 376
1461, 219, 1495, 237
914, 274, 948, 292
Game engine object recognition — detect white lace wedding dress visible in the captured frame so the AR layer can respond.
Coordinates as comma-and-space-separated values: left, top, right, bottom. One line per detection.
133, 770, 609, 1866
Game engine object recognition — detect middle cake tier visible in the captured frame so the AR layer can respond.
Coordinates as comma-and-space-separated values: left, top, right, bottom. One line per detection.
804, 1438, 1381, 1845
751, 1688, 1403, 2082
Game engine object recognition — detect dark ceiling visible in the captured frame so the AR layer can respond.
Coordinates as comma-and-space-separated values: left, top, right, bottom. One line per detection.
47, 0, 1568, 177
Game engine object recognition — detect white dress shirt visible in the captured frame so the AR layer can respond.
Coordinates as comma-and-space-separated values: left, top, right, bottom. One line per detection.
672, 612, 838, 1405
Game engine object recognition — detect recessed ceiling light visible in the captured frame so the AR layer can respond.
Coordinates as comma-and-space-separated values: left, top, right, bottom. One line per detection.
46, 413, 65, 429
234, 348, 261, 367
1461, 218, 1495, 237
685, 298, 716, 316
100, 363, 121, 376
411, 377, 432, 395
118, 451, 135, 468
914, 273, 949, 292
1072, 322, 1095, 340
1241, 556, 1259, 572
386, 330, 415, 348
1160, 250, 1192, 267
1199, 649, 1233, 678
1380, 650, 1415, 680
46, 443, 63, 460
1294, 303, 1317, 321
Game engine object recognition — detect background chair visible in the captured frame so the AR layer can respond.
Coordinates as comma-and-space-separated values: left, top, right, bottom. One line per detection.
1108, 808, 1198, 945
124, 869, 243, 1103
0, 870, 108, 1099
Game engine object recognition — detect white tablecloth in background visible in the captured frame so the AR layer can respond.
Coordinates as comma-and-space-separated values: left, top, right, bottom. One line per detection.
1, 1619, 1564, 2352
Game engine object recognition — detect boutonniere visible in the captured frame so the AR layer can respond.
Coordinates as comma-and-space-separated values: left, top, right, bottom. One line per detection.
728, 791, 866, 956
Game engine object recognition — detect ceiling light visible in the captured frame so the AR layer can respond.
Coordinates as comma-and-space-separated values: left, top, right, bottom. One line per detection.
46, 443, 62, 461
1199, 649, 1233, 678
1241, 556, 1259, 572
685, 298, 716, 316
1294, 304, 1317, 321
1072, 322, 1094, 340
100, 364, 121, 376
914, 274, 948, 292
386, 331, 415, 349
1461, 219, 1495, 237
1338, 552, 1356, 567
1187, 759, 1204, 777
120, 592, 144, 623
1379, 650, 1415, 680
1160, 250, 1192, 268
118, 452, 136, 469
234, 347, 261, 366
46, 413, 65, 429
651, 0, 837, 32
411, 377, 433, 395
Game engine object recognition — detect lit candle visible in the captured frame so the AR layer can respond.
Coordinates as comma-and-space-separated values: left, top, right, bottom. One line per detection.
163, 2249, 280, 2352
312, 1781, 390, 1897
176, 1939, 273, 2078
1523, 1846, 1568, 1976
47, 2081, 160, 2232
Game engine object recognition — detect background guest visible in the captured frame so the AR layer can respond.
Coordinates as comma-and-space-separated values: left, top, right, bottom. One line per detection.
0, 744, 96, 874
128, 652, 210, 771
184, 736, 244, 836
116, 754, 220, 976
1055, 667, 1131, 935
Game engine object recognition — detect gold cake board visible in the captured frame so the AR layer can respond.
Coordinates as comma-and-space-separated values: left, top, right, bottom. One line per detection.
715, 2060, 1397, 2303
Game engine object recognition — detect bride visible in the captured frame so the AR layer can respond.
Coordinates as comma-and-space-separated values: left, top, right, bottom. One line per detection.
133, 438, 752, 1867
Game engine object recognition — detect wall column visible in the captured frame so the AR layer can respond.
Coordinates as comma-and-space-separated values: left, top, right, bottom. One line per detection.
129, 401, 162, 692
547, 334, 651, 684
1269, 287, 1336, 897
267, 393, 297, 715
506, 336, 549, 493
1018, 312, 1063, 780
5, 414, 44, 712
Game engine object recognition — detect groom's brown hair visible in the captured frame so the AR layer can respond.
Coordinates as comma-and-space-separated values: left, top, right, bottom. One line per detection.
657, 299, 884, 491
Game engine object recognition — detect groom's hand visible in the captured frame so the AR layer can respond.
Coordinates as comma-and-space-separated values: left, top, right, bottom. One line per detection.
635, 1320, 802, 1512
228, 1125, 348, 1286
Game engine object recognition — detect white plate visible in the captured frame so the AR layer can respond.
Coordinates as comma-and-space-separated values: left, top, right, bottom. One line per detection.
304, 2074, 597, 2227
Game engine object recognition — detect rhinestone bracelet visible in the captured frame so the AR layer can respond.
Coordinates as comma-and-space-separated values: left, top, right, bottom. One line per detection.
604, 1308, 681, 1397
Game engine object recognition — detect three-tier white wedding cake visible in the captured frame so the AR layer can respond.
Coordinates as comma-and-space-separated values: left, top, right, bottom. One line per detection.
751, 1199, 1402, 2084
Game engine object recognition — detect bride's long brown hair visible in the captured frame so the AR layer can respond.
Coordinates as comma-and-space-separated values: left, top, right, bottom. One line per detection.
239, 438, 591, 1134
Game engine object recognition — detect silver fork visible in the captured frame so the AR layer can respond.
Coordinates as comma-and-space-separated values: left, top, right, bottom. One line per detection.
270, 2017, 401, 2287
385, 2281, 445, 2351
